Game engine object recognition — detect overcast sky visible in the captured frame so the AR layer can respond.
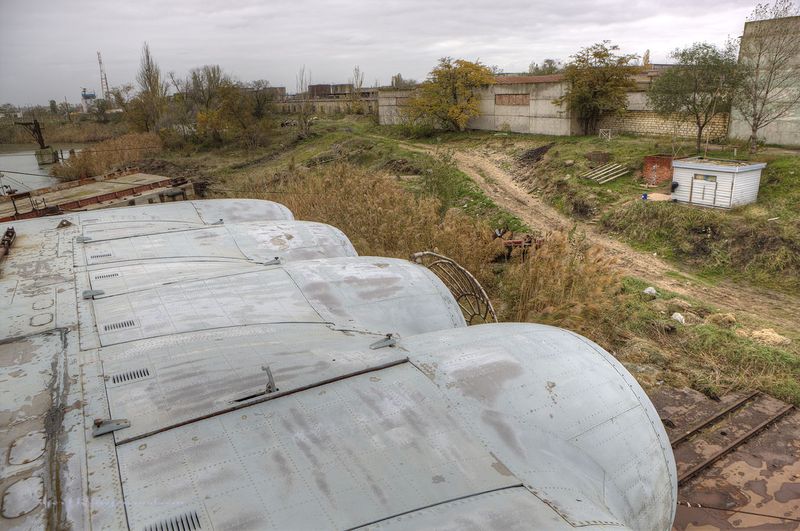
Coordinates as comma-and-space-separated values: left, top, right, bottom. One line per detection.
0, 0, 757, 105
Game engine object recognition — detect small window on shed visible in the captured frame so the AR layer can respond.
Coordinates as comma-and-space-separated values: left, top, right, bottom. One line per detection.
495, 94, 529, 106
693, 174, 717, 182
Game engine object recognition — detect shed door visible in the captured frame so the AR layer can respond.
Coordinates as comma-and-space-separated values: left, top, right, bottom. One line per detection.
691, 174, 718, 206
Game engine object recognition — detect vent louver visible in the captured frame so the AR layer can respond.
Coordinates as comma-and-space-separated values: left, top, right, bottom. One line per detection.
103, 320, 136, 332
143, 510, 202, 531
111, 368, 150, 384
94, 272, 120, 280
90, 252, 113, 259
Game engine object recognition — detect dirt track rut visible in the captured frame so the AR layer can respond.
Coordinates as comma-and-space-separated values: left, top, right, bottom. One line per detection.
393, 138, 800, 334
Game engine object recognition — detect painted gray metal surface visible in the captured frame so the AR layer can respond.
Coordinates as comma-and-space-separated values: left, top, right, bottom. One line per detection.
402, 323, 677, 531
0, 199, 676, 531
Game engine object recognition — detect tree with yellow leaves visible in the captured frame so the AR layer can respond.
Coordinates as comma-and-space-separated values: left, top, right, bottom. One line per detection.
404, 58, 495, 131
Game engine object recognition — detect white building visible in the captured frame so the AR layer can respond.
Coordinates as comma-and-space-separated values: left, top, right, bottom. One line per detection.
671, 157, 767, 208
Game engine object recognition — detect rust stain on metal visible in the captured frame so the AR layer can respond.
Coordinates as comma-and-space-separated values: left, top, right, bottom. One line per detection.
650, 387, 800, 530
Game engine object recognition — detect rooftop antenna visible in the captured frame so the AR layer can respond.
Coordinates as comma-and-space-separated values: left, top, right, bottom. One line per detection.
97, 51, 110, 101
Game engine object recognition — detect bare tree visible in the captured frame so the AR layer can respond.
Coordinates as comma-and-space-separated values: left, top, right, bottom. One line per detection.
391, 74, 417, 88
133, 42, 169, 131
296, 66, 313, 138
349, 65, 365, 114
733, 0, 800, 153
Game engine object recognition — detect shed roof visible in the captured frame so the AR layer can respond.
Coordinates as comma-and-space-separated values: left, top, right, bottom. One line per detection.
672, 157, 767, 173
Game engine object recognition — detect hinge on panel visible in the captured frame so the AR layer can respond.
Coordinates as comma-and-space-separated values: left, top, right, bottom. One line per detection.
259, 257, 281, 266
82, 289, 105, 299
262, 365, 277, 393
92, 418, 130, 437
232, 365, 278, 403
370, 333, 397, 350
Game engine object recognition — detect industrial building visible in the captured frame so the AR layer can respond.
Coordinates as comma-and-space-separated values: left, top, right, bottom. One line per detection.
728, 15, 800, 147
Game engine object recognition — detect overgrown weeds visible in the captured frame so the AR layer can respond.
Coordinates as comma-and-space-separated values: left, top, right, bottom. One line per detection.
51, 132, 163, 180
601, 200, 800, 292
502, 230, 622, 346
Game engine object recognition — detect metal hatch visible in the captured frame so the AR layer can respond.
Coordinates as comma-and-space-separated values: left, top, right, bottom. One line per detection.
91, 268, 323, 346
81, 226, 246, 265
100, 324, 404, 443
87, 261, 262, 297
80, 220, 209, 241
114, 362, 523, 530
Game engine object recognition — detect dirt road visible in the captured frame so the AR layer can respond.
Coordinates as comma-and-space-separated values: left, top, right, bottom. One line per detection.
393, 138, 800, 334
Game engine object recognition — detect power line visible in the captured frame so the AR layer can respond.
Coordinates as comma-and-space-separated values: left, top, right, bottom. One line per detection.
0, 169, 316, 196
0, 145, 162, 158
0, 169, 54, 178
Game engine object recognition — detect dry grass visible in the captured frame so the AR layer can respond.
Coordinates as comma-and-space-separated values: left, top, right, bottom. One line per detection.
502, 231, 622, 345
226, 162, 622, 340
51, 133, 162, 180
232, 163, 501, 287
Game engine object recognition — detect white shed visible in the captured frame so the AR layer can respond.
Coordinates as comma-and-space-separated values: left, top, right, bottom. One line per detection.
671, 157, 767, 209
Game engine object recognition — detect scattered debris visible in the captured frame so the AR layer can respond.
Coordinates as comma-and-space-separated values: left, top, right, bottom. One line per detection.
671, 312, 686, 325
518, 143, 554, 164
382, 158, 422, 175
749, 328, 792, 346
643, 286, 658, 297
704, 313, 737, 328
667, 298, 693, 313
564, 159, 575, 167
586, 151, 611, 163
580, 163, 630, 184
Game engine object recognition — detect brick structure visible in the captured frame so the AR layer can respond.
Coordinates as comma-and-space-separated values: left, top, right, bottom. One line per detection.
642, 155, 676, 186
599, 111, 729, 141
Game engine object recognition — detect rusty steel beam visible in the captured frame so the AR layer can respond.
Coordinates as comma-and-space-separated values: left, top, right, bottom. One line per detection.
670, 391, 759, 447
677, 403, 795, 486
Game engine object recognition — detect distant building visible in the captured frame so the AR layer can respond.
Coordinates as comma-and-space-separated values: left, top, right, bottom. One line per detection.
379, 69, 730, 142
80, 88, 96, 113
729, 15, 800, 147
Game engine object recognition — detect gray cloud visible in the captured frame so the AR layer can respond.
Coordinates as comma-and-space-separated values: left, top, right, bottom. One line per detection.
0, 0, 755, 105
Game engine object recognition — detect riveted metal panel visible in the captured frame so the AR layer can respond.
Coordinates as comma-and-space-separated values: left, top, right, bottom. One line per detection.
356, 487, 585, 530
88, 261, 262, 297
80, 220, 208, 241
402, 323, 676, 531
225, 221, 357, 262
285, 257, 466, 336
100, 324, 401, 442
82, 226, 245, 265
115, 363, 521, 530
92, 269, 323, 345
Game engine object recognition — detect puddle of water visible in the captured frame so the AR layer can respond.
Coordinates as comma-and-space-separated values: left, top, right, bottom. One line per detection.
0, 144, 86, 192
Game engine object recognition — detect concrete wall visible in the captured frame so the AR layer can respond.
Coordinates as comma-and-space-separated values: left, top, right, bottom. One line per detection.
278, 98, 377, 115
378, 90, 410, 126
729, 16, 800, 147
378, 83, 578, 135
378, 84, 727, 140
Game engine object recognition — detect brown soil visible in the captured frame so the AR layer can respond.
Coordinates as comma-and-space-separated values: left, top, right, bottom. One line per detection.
393, 138, 800, 336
